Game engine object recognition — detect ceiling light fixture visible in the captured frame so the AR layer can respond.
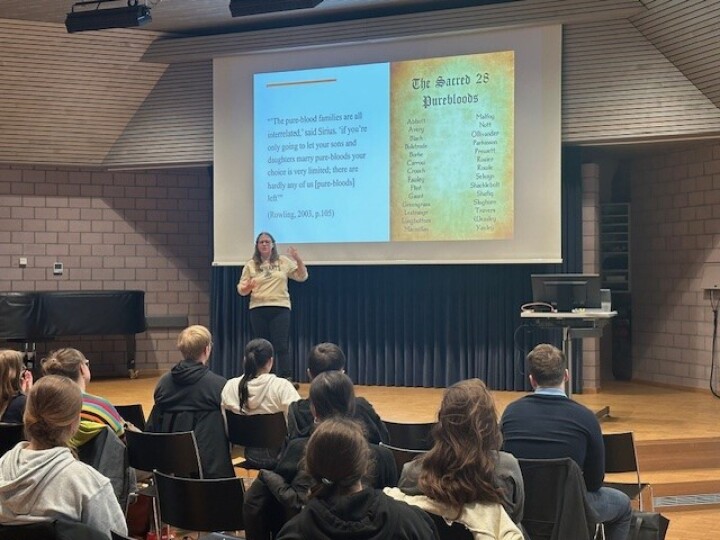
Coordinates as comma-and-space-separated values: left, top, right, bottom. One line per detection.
65, 0, 152, 33
229, 0, 324, 18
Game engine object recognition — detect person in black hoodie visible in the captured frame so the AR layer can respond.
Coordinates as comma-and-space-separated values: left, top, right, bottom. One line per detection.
146, 325, 233, 478
286, 342, 389, 444
243, 371, 397, 540
276, 416, 438, 540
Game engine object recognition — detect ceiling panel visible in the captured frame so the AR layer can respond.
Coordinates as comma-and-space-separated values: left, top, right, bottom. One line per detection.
631, 0, 720, 109
0, 0, 642, 36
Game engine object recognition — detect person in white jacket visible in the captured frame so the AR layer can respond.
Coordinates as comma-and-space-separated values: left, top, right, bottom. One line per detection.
222, 338, 300, 467
0, 375, 127, 539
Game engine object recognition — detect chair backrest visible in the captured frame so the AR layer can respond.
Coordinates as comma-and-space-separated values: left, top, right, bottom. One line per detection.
0, 423, 25, 457
382, 420, 436, 451
427, 512, 474, 540
603, 431, 649, 510
379, 442, 426, 472
518, 457, 597, 540
125, 429, 202, 478
153, 469, 245, 532
225, 410, 288, 449
114, 403, 146, 431
110, 532, 134, 540
603, 431, 640, 474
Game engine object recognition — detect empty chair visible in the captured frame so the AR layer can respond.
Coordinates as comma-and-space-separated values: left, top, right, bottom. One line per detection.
0, 423, 24, 457
125, 430, 203, 535
603, 431, 652, 511
153, 470, 245, 538
225, 409, 287, 470
380, 420, 435, 471
114, 403, 146, 431
125, 429, 202, 479
518, 457, 600, 540
427, 512, 474, 540
383, 420, 436, 451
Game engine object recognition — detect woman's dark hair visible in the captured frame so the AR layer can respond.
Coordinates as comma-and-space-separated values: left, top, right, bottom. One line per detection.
418, 378, 503, 518
309, 370, 356, 421
305, 417, 370, 500
307, 343, 346, 377
0, 350, 24, 418
239, 339, 274, 411
252, 231, 279, 266
24, 375, 82, 450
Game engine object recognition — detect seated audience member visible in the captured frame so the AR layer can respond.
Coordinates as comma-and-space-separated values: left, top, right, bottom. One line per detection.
277, 416, 439, 540
500, 344, 632, 540
42, 348, 125, 447
0, 350, 33, 424
0, 375, 127, 538
146, 324, 233, 478
287, 342, 388, 444
386, 379, 524, 540
243, 370, 397, 540
221, 338, 300, 467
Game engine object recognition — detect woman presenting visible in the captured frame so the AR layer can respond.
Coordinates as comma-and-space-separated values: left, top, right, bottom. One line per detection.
237, 232, 308, 377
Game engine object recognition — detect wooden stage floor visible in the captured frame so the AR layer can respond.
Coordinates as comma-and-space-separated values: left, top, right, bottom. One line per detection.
91, 374, 720, 540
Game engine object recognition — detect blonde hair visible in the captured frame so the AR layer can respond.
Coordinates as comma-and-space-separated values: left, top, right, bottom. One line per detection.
177, 325, 212, 361
24, 375, 82, 450
41, 348, 87, 382
0, 349, 24, 418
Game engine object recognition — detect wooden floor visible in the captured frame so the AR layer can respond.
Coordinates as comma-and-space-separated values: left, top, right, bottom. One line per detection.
90, 374, 720, 540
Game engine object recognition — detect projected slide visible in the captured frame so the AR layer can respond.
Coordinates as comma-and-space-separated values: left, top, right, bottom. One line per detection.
253, 51, 514, 244
214, 24, 562, 265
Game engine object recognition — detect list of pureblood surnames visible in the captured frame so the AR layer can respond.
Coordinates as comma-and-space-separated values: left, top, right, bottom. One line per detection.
390, 51, 515, 241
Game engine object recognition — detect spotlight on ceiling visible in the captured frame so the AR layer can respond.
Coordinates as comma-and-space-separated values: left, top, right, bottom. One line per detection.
229, 0, 324, 18
65, 0, 152, 33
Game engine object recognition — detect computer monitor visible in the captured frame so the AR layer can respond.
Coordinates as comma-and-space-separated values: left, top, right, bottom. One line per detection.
530, 273, 601, 312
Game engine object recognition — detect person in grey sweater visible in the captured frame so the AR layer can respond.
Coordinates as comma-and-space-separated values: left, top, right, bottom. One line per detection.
0, 375, 127, 539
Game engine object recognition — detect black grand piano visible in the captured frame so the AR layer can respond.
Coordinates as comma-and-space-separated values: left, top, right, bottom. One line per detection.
0, 290, 146, 376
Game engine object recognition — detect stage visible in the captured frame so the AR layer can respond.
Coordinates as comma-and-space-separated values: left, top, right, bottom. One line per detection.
91, 374, 720, 540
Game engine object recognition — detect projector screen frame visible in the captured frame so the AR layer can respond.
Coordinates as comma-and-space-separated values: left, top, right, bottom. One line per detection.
213, 24, 562, 266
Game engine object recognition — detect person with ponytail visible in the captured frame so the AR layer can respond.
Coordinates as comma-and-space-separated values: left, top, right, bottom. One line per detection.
276, 417, 438, 540
243, 371, 398, 540
221, 338, 300, 467
0, 375, 127, 538
0, 350, 32, 424
385, 379, 524, 540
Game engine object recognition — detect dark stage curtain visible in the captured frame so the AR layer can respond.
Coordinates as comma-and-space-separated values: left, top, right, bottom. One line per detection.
210, 149, 583, 391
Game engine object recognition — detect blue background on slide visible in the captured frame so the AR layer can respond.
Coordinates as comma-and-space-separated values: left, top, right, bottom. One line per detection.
254, 63, 390, 243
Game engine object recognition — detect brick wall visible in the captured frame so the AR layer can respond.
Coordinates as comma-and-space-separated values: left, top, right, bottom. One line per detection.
0, 165, 212, 376
631, 143, 719, 389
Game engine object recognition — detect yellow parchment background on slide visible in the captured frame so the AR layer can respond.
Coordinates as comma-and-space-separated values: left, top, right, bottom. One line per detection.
390, 51, 514, 241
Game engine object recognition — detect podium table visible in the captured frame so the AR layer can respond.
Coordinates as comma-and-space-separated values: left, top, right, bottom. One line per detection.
520, 309, 616, 417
